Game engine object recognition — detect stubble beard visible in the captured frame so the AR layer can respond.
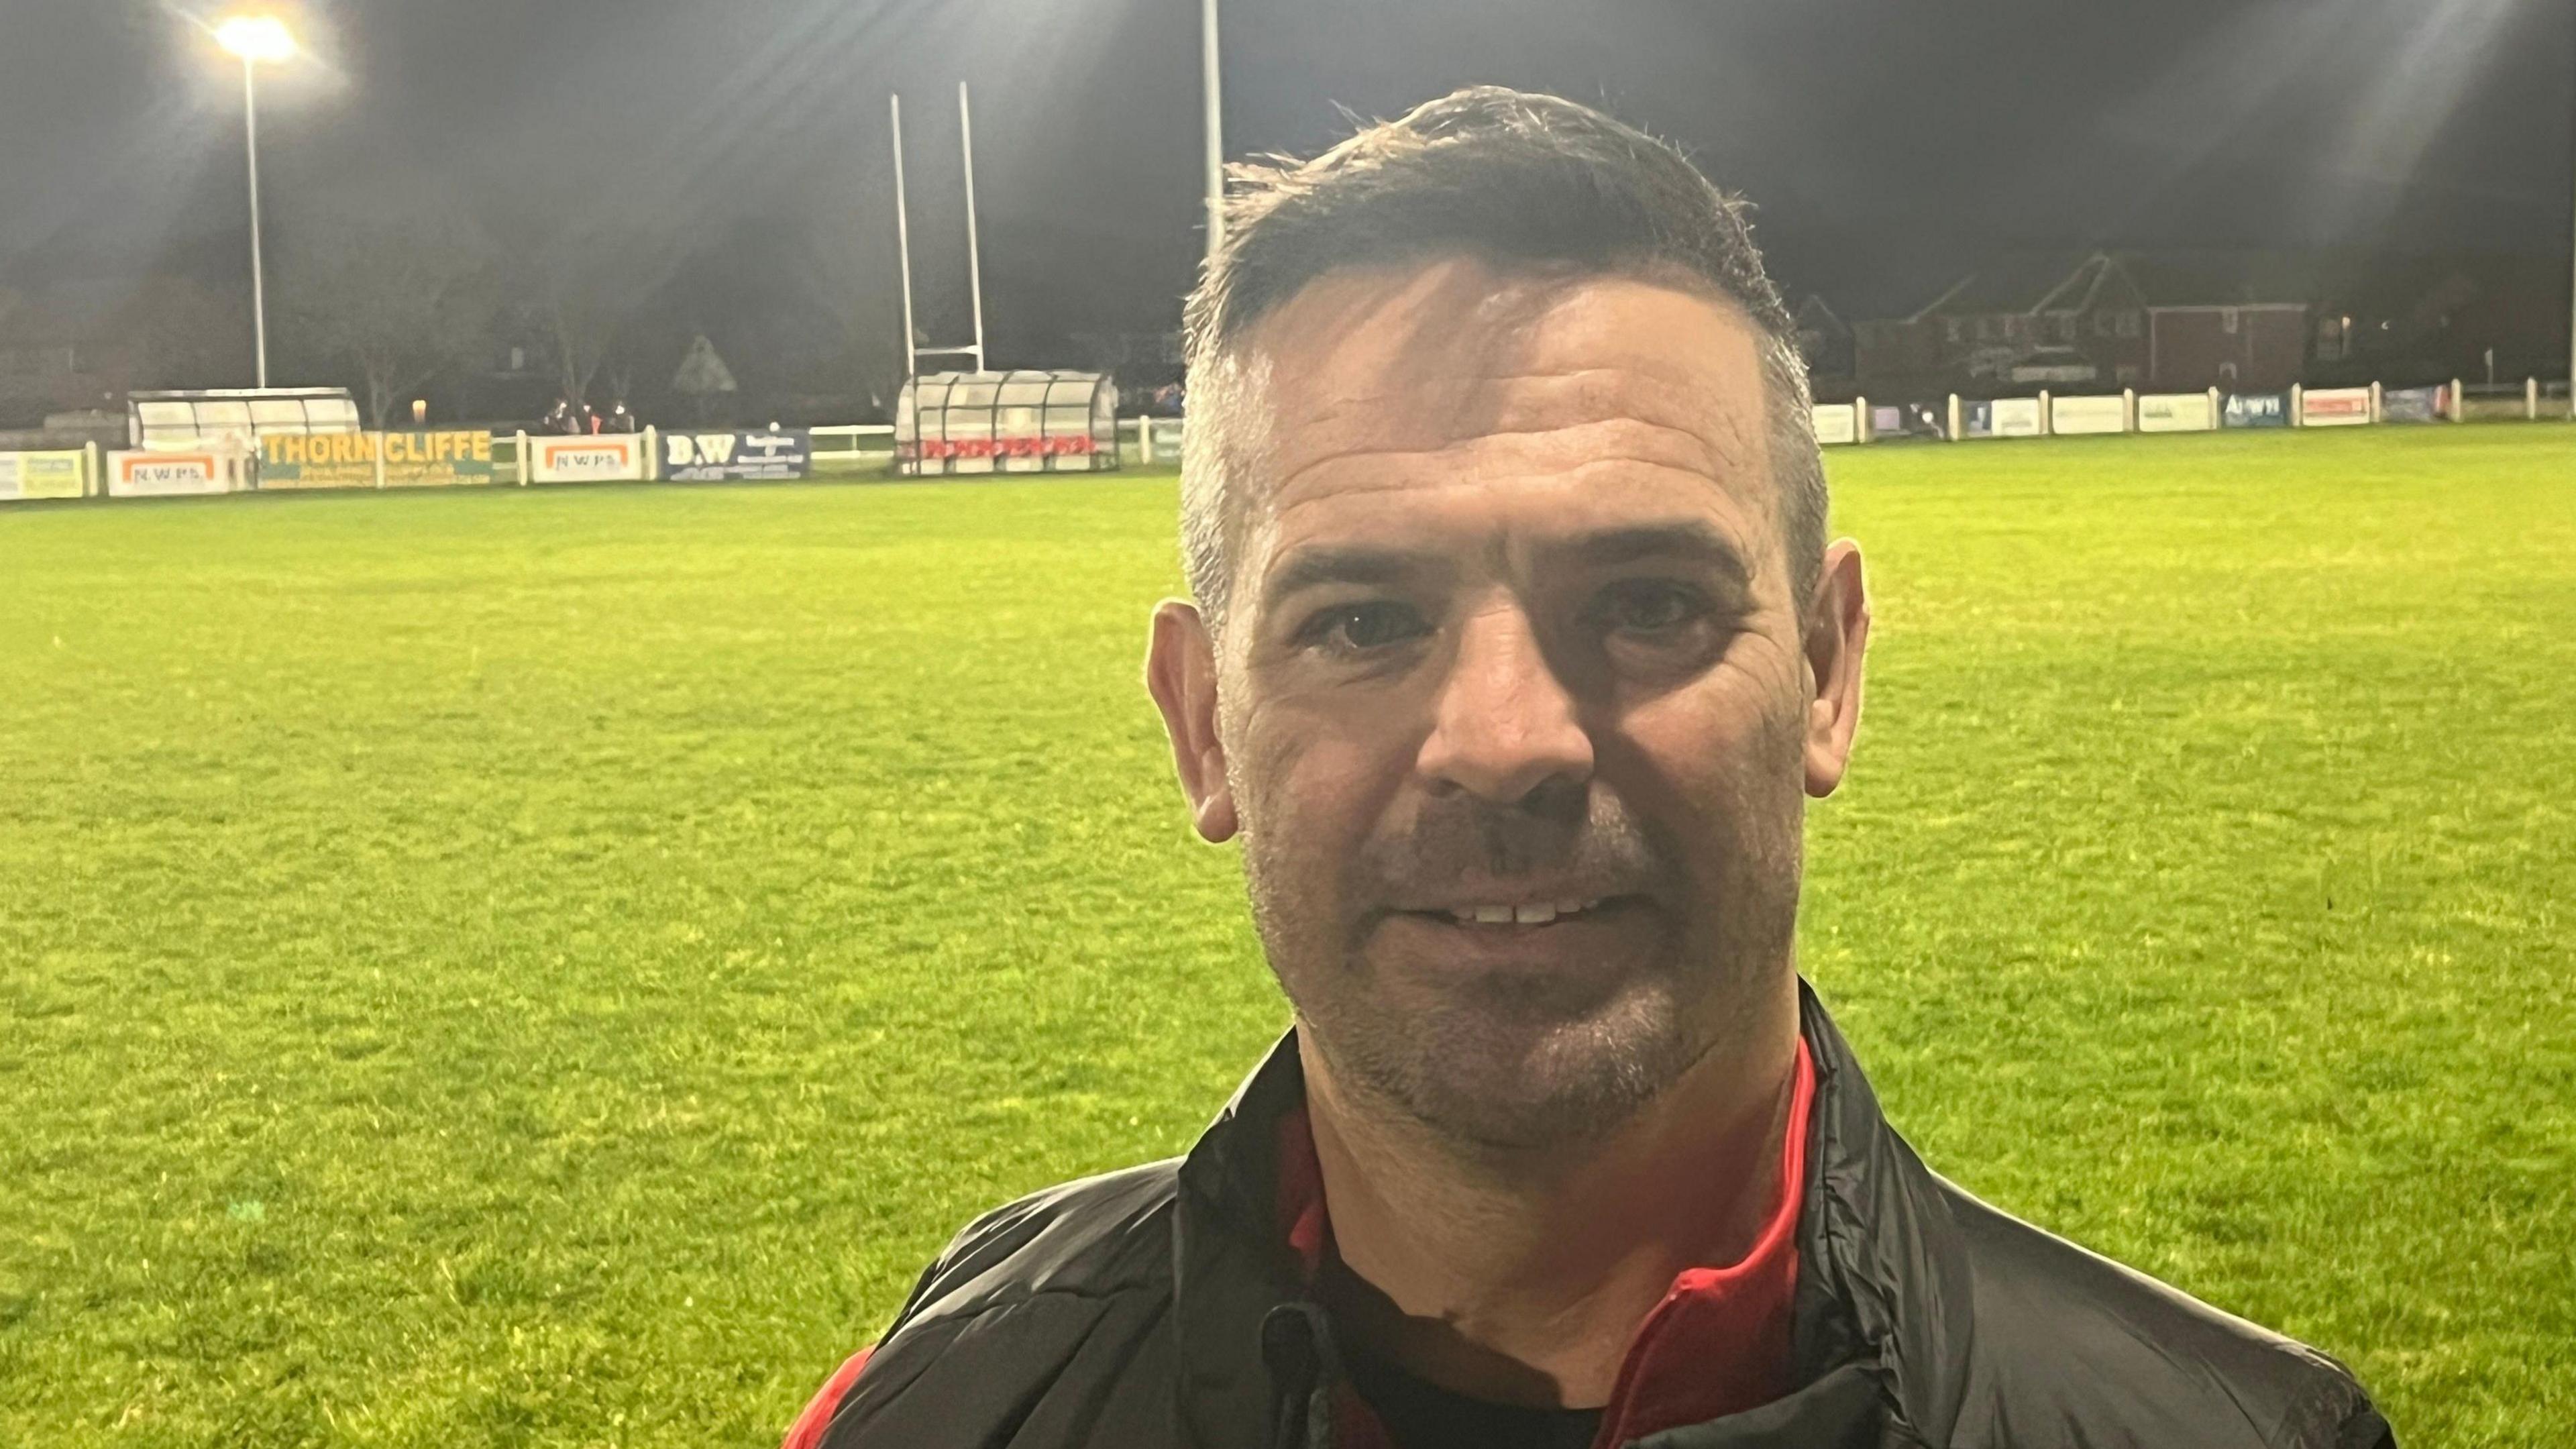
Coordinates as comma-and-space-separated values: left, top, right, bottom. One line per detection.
1240, 796, 1784, 1155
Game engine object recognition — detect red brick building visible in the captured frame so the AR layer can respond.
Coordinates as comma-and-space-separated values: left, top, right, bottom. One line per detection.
1851, 252, 2310, 397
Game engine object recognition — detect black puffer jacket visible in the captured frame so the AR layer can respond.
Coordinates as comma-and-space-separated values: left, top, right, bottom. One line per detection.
810, 981, 2394, 1448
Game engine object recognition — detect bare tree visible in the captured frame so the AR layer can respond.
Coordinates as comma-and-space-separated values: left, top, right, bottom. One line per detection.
282, 204, 500, 428
505, 211, 688, 417
527, 225, 631, 415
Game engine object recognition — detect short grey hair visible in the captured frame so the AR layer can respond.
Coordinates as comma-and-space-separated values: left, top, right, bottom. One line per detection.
1178, 85, 1825, 629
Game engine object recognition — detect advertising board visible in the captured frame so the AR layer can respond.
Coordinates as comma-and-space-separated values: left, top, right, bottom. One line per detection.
1990, 398, 2044, 437
530, 435, 647, 483
0, 450, 87, 502
109, 450, 237, 497
2137, 393, 2216, 433
914, 435, 1099, 463
1960, 401, 1994, 438
257, 431, 497, 490
2049, 394, 2129, 435
2300, 388, 2373, 427
2222, 392, 2290, 429
2381, 386, 2446, 424
663, 429, 812, 481
1811, 404, 1858, 446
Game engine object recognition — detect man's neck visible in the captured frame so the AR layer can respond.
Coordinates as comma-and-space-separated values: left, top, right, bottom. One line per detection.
1300, 982, 1802, 1411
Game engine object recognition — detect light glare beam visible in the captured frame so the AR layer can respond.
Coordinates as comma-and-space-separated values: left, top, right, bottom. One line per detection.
214, 14, 297, 65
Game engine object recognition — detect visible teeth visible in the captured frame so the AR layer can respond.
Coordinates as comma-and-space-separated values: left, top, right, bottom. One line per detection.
1443, 899, 1605, 924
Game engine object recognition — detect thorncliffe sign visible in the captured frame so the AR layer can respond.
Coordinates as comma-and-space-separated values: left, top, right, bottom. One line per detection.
258, 431, 497, 489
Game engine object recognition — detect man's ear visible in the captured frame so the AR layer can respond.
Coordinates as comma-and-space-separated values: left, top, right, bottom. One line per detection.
1146, 599, 1240, 842
1802, 540, 1870, 798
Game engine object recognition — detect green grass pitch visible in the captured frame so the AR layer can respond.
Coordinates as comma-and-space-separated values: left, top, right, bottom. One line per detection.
2, 426, 2569, 1446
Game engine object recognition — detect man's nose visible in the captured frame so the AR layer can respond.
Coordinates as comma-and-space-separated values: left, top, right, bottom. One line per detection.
1417, 601, 1595, 804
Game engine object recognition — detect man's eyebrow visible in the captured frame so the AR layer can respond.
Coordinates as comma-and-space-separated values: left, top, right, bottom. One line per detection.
1259, 546, 1434, 611
1560, 522, 1755, 588
1257, 524, 1754, 612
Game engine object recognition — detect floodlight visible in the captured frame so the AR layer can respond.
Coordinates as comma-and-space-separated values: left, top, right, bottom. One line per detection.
211, 11, 299, 387
215, 15, 297, 64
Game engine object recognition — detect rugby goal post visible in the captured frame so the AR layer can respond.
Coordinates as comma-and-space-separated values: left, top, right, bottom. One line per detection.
890, 85, 988, 379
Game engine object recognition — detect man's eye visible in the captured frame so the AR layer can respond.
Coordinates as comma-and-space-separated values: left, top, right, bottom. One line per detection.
1594, 581, 1705, 634
1297, 602, 1430, 653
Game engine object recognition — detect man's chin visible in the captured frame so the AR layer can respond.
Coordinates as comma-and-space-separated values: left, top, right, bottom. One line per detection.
1316, 979, 1699, 1153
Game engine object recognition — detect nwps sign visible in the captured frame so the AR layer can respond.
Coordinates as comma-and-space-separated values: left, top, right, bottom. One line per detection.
665, 430, 810, 481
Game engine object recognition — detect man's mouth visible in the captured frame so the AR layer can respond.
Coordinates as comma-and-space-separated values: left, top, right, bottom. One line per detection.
1438, 897, 1606, 926
1375, 894, 1656, 981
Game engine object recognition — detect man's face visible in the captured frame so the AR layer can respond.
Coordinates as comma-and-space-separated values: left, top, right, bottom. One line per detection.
1150, 257, 1864, 1150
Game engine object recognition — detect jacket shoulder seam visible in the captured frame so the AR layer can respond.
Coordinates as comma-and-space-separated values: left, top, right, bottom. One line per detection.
894, 1279, 1175, 1338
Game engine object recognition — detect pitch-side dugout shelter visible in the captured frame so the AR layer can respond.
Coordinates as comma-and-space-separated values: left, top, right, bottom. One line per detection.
895, 370, 1118, 477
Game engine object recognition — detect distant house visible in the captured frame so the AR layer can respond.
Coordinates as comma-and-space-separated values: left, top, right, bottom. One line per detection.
2143, 303, 2308, 392
1852, 251, 2310, 396
1791, 295, 1854, 382
2125, 253, 2316, 392
0, 282, 136, 424
0, 278, 248, 427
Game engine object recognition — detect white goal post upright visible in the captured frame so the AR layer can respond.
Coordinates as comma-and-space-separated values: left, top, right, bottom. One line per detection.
889, 87, 989, 379
1202, 0, 1224, 265
892, 93, 917, 380
961, 82, 987, 372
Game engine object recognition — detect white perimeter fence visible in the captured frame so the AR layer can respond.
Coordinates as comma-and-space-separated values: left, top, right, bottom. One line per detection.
4, 381, 2567, 506
1813, 378, 2573, 446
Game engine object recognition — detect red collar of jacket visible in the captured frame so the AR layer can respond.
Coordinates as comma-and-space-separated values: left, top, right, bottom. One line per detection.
1275, 1036, 1817, 1448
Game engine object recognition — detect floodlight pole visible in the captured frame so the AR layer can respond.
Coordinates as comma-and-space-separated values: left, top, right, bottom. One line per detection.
960, 83, 987, 372
1201, 0, 1224, 264
242, 56, 270, 388
892, 93, 918, 380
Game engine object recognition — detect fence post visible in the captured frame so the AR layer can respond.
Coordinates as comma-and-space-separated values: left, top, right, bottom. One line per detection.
2449, 380, 2463, 423
2122, 388, 2137, 433
1854, 395, 1870, 444
2290, 384, 2304, 427
373, 431, 387, 490
2208, 386, 2221, 428
2038, 389, 2053, 436
2528, 377, 2541, 421
515, 431, 530, 486
1945, 394, 1960, 441
1138, 417, 1155, 466
2369, 380, 2383, 423
644, 425, 660, 481
85, 440, 101, 498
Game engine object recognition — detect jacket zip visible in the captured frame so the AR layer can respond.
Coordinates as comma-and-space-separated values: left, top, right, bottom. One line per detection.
1260, 1301, 1340, 1449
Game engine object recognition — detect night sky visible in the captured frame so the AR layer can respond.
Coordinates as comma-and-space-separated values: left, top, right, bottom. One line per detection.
3, 0, 2569, 392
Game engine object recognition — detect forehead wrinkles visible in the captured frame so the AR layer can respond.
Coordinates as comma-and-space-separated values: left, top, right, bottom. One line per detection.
1271, 366, 1746, 491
